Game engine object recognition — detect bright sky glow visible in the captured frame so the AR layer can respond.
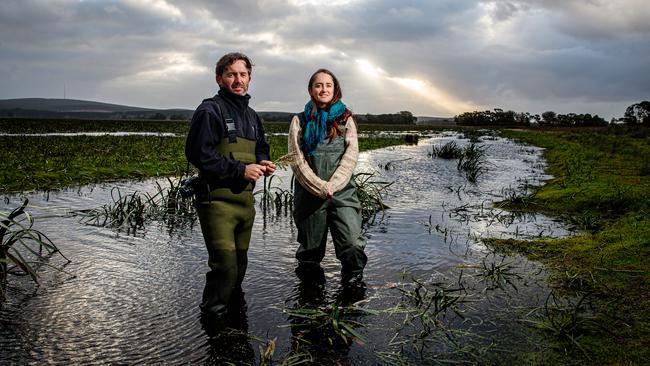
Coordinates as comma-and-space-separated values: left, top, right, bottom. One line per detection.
355, 59, 387, 78
290, 0, 360, 6
356, 58, 475, 115
118, 53, 208, 82
123, 0, 183, 19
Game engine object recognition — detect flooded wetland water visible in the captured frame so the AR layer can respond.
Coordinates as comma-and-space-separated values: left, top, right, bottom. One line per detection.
0, 132, 572, 365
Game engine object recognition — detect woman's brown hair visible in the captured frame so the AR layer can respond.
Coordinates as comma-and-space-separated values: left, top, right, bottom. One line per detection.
308, 69, 353, 139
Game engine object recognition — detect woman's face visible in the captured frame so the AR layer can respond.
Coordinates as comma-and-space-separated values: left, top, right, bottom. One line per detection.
309, 72, 334, 108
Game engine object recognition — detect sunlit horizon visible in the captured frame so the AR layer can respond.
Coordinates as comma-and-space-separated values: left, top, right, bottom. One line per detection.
356, 58, 478, 116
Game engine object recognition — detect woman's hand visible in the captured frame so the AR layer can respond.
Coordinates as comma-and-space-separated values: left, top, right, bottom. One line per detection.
325, 183, 334, 199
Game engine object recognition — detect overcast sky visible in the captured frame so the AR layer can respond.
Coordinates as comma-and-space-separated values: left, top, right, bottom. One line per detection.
1, 0, 648, 119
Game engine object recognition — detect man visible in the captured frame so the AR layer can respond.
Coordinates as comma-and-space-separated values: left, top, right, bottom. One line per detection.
186, 52, 276, 318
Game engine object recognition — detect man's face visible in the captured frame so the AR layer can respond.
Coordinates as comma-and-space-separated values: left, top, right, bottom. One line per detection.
216, 60, 251, 95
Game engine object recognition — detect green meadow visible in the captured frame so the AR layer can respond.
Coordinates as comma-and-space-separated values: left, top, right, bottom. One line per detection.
0, 119, 409, 192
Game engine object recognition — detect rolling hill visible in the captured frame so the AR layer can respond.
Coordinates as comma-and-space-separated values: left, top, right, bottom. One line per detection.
0, 98, 193, 120
0, 98, 448, 124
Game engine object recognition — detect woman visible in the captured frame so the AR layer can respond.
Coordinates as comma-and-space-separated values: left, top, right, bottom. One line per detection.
288, 69, 367, 284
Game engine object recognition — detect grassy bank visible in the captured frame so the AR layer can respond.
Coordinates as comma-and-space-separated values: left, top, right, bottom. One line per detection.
487, 127, 649, 364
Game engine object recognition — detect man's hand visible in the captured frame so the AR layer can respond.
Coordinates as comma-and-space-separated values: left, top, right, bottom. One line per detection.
259, 160, 277, 176
244, 164, 267, 182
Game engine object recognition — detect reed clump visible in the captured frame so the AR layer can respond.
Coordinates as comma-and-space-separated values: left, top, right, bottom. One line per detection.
285, 304, 378, 346
1, 199, 70, 296
429, 141, 463, 159
353, 172, 393, 225
523, 292, 598, 357
257, 174, 294, 217
457, 143, 489, 183
74, 176, 197, 233
429, 141, 490, 183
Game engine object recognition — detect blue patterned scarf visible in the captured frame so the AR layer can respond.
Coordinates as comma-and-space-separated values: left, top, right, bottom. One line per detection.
301, 99, 347, 156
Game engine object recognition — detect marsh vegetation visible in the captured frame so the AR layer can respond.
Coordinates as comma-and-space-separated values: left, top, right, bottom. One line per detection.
0, 118, 647, 365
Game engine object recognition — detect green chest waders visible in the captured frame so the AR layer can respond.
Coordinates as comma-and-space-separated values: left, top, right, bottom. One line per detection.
196, 135, 257, 316
293, 135, 367, 280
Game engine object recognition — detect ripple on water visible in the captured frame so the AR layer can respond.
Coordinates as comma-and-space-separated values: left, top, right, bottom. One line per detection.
0, 134, 571, 364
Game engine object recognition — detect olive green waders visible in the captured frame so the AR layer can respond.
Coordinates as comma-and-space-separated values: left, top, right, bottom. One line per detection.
196, 137, 256, 316
294, 135, 367, 279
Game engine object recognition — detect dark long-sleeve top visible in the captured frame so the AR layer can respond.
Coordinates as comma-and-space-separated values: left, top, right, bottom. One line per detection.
185, 87, 270, 188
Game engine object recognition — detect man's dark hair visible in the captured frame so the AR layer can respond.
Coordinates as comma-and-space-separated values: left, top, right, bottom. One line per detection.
215, 52, 253, 77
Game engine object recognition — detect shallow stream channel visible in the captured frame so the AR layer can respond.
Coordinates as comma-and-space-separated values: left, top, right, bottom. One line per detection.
1, 131, 572, 365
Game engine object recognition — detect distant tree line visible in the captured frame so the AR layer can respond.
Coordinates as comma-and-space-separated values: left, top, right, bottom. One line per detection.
455, 101, 650, 127
258, 110, 418, 124
354, 111, 417, 124
537, 111, 608, 127
454, 109, 531, 127
257, 112, 294, 122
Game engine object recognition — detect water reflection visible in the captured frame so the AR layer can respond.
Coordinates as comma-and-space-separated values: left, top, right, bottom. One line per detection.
0, 133, 571, 364
200, 290, 255, 365
286, 264, 368, 365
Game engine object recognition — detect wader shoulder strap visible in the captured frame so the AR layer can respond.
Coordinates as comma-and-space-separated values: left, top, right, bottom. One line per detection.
212, 96, 238, 143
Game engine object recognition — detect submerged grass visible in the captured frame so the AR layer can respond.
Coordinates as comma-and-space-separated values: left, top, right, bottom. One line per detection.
484, 127, 650, 364
1, 199, 70, 296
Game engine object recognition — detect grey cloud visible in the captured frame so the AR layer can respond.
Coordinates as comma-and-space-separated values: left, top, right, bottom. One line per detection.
489, 1, 521, 22
485, 0, 650, 39
0, 0, 648, 118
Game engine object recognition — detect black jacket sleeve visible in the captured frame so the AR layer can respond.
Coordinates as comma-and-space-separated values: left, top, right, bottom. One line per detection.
185, 106, 245, 183
255, 114, 271, 163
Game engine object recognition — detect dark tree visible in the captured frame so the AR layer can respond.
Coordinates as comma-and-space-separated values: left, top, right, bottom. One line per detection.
541, 111, 557, 126
623, 101, 650, 126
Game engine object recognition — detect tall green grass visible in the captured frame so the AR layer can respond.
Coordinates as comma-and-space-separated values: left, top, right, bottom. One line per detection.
1, 135, 187, 192
1, 132, 407, 193
0, 118, 190, 134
